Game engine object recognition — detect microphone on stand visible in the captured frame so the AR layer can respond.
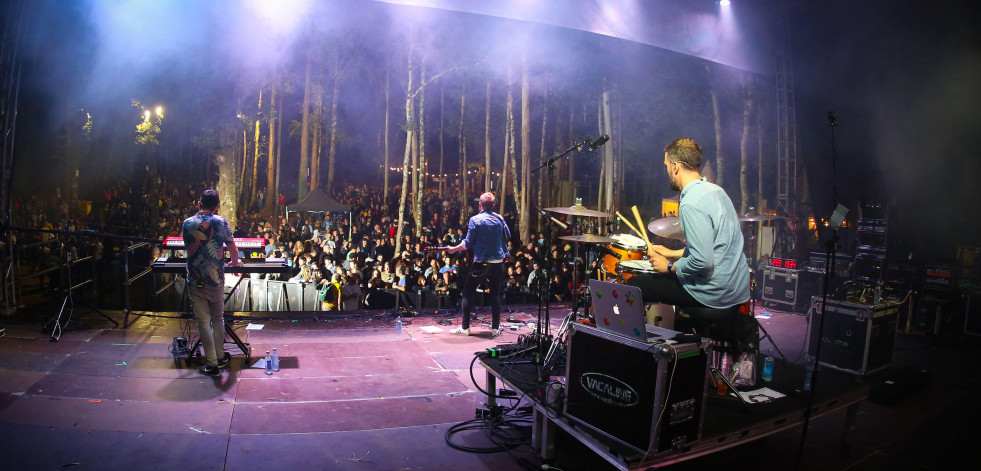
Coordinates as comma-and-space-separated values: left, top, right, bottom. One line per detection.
539, 210, 568, 230
827, 111, 838, 127
593, 244, 621, 260
588, 134, 610, 151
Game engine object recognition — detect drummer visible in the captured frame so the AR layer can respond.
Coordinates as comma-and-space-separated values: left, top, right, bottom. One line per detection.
627, 138, 749, 327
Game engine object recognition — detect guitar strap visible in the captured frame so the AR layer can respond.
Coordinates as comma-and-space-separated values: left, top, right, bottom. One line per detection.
489, 211, 508, 260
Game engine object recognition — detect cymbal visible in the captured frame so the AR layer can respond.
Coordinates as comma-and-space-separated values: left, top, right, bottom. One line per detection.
545, 205, 612, 218
559, 234, 615, 244
738, 214, 783, 222
647, 217, 684, 240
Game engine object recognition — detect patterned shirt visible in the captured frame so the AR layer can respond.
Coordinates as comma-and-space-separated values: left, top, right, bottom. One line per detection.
182, 212, 235, 287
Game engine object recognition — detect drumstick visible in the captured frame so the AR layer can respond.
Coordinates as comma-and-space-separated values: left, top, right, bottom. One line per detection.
631, 206, 654, 249
614, 210, 645, 241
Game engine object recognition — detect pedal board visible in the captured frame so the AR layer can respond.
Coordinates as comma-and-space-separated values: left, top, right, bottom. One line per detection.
171, 337, 192, 359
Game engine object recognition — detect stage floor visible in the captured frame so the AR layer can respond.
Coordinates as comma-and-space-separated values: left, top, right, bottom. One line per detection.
0, 303, 978, 470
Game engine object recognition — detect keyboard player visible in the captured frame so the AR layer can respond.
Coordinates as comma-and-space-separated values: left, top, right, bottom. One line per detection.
182, 189, 242, 377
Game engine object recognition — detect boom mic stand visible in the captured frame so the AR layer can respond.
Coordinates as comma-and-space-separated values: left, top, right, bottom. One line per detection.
526, 136, 605, 377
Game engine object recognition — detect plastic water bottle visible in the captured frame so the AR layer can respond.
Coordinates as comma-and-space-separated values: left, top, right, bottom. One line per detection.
803, 355, 814, 391
264, 351, 273, 375
271, 348, 280, 372
762, 349, 774, 382
396, 316, 403, 334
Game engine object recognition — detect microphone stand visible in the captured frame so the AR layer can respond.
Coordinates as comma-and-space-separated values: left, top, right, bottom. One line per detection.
795, 112, 841, 470
532, 139, 590, 173
44, 236, 119, 341
533, 210, 553, 372
525, 137, 600, 378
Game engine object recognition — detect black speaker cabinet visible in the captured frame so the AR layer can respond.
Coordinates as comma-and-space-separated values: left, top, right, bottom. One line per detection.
807, 297, 898, 375
564, 324, 707, 456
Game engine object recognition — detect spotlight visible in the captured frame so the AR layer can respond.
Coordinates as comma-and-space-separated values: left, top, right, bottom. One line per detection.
720, 0, 730, 5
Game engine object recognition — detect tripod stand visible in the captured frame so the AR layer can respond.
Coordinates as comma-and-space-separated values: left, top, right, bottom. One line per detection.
45, 243, 117, 341
748, 271, 786, 361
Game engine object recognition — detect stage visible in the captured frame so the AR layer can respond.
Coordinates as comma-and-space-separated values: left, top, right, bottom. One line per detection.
0, 304, 978, 470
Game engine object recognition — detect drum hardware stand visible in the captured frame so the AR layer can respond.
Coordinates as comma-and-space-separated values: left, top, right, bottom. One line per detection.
707, 363, 752, 408
569, 243, 584, 318
748, 272, 787, 361
739, 210, 787, 361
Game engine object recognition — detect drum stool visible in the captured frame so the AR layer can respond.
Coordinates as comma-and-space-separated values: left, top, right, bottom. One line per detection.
674, 303, 760, 354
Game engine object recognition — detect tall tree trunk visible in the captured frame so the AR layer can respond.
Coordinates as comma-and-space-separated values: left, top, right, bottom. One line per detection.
411, 104, 419, 213
507, 68, 518, 225
597, 100, 604, 209
310, 74, 325, 193
383, 70, 391, 202
217, 151, 240, 232
240, 128, 248, 204
568, 106, 575, 200
275, 90, 283, 214
537, 72, 548, 232
518, 59, 531, 244
249, 88, 262, 209
457, 75, 467, 226
299, 53, 313, 200
617, 98, 626, 211
411, 126, 419, 212
500, 94, 510, 219
395, 46, 414, 255
757, 100, 764, 211
739, 94, 754, 214
484, 79, 491, 193
310, 113, 321, 192
707, 66, 724, 187
265, 84, 277, 210
602, 88, 613, 213
250, 116, 260, 208
438, 85, 445, 198
414, 56, 427, 235
327, 71, 340, 194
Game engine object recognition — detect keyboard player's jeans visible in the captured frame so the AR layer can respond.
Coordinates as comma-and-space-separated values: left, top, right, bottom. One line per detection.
188, 283, 226, 367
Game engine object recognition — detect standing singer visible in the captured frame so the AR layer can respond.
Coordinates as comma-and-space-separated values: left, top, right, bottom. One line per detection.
447, 192, 510, 336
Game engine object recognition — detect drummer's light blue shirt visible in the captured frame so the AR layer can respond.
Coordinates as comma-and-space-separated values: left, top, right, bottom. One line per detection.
674, 179, 750, 308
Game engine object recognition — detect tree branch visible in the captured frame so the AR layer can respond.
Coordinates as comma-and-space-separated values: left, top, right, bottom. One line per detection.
407, 58, 486, 100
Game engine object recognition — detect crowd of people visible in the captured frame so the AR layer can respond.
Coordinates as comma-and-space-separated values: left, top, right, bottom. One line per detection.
12, 174, 595, 312
236, 184, 589, 311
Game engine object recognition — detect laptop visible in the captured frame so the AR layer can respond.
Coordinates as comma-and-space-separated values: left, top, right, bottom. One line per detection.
589, 279, 665, 342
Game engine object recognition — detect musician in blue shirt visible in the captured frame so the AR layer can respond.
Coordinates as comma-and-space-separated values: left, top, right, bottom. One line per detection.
628, 138, 750, 324
182, 190, 242, 376
447, 192, 511, 336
